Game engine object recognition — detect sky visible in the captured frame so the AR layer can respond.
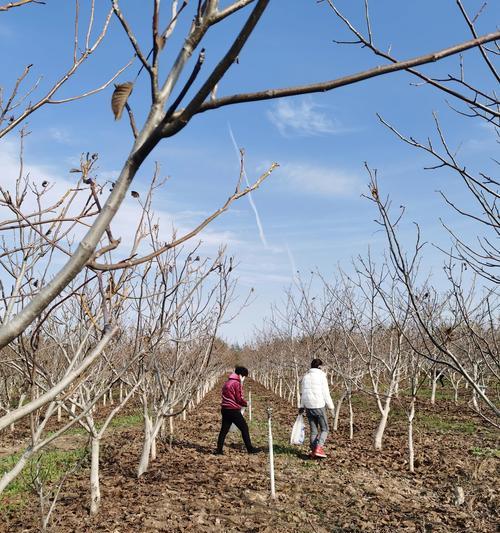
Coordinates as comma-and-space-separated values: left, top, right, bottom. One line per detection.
0, 0, 498, 343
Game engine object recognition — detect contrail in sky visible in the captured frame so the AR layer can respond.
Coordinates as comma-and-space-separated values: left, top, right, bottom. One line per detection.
228, 123, 268, 248
285, 242, 298, 282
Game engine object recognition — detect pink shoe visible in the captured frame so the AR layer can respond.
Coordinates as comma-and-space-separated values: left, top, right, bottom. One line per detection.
314, 445, 327, 458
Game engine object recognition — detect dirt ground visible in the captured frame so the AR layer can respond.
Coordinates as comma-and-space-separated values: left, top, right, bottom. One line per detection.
1, 379, 499, 532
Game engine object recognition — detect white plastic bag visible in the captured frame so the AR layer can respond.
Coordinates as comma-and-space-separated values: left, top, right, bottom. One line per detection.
290, 414, 305, 445
229, 408, 245, 433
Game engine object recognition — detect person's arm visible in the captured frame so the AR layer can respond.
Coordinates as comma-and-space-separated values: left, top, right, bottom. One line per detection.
235, 381, 247, 407
323, 373, 335, 412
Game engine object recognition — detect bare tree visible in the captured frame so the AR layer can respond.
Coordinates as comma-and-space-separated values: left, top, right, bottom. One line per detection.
367, 173, 499, 424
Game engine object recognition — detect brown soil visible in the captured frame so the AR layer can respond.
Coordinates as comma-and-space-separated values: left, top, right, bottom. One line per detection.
1, 380, 498, 532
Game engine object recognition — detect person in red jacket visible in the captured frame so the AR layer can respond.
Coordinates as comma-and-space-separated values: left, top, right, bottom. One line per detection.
215, 367, 259, 454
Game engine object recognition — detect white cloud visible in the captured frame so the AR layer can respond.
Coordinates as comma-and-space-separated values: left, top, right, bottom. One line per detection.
267, 97, 344, 137
0, 138, 75, 204
48, 127, 73, 145
278, 162, 362, 197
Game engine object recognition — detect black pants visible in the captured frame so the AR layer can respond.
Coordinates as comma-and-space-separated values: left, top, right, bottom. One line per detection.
216, 408, 253, 452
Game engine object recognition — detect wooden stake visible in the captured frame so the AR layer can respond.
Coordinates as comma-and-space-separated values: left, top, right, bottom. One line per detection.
267, 407, 276, 499
249, 390, 252, 422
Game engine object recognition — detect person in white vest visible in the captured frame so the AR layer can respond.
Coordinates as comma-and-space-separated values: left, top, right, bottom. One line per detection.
299, 358, 335, 458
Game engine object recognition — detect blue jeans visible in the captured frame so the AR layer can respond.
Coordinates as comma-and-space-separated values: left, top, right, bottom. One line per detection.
306, 407, 329, 450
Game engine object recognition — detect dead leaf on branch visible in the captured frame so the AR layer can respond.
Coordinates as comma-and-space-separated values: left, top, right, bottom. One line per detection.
111, 81, 134, 120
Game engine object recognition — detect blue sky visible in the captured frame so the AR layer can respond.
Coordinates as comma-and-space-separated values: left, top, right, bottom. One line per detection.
0, 0, 498, 342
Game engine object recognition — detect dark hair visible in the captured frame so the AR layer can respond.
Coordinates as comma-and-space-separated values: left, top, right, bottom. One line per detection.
235, 366, 249, 377
311, 358, 323, 369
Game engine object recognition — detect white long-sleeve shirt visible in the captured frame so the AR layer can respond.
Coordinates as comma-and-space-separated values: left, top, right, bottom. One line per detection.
299, 368, 334, 410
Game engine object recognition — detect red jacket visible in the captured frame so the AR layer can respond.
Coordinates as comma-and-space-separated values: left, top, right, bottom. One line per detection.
221, 373, 247, 410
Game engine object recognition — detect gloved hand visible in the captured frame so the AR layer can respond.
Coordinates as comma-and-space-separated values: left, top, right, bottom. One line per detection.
298, 407, 305, 415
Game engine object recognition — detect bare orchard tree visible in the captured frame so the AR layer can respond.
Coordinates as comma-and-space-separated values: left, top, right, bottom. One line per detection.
122, 240, 236, 477
340, 255, 410, 451
0, 152, 125, 432
55, 277, 144, 516
368, 174, 500, 424
321, 0, 499, 422
317, 273, 367, 438
0, 284, 115, 494
1, 0, 498, 350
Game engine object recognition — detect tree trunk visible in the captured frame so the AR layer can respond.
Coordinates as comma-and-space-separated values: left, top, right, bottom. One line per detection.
169, 410, 174, 449
472, 389, 479, 411
333, 392, 346, 431
151, 432, 157, 461
348, 392, 354, 440
374, 397, 391, 450
430, 377, 438, 405
137, 413, 152, 477
90, 436, 101, 515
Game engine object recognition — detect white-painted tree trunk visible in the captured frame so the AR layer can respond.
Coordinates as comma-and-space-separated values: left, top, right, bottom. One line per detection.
430, 377, 438, 405
374, 397, 391, 450
90, 436, 101, 515
169, 409, 174, 449
137, 413, 152, 477
333, 392, 346, 431
151, 432, 157, 461
348, 393, 354, 440
472, 390, 479, 411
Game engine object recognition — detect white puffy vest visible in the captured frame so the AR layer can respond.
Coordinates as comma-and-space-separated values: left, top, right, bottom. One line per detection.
300, 368, 334, 410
